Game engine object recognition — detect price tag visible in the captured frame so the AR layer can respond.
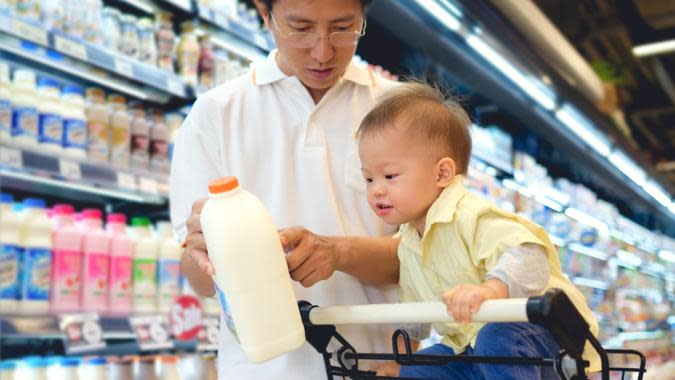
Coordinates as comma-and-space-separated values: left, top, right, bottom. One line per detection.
253, 34, 267, 49
197, 317, 219, 352
114, 57, 134, 77
170, 295, 203, 341
54, 35, 87, 61
59, 159, 81, 180
139, 178, 158, 194
129, 315, 174, 351
12, 19, 48, 46
0, 147, 23, 168
117, 172, 137, 190
167, 78, 185, 96
59, 313, 106, 354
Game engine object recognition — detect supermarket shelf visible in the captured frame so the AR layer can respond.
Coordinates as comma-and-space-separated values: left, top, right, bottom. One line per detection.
604, 330, 668, 349
197, 5, 274, 54
0, 142, 168, 205
119, 0, 194, 15
567, 242, 609, 261
0, 15, 191, 103
572, 276, 610, 291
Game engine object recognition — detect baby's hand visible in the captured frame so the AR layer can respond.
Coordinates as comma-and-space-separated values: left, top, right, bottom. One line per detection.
441, 284, 501, 323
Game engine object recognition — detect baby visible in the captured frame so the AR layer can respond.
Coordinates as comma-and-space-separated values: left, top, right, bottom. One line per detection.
357, 82, 599, 379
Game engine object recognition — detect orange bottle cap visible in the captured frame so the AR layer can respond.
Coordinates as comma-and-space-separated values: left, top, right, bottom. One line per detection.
209, 176, 239, 193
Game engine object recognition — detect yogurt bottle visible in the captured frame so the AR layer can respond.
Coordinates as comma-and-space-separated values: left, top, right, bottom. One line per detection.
200, 176, 305, 362
107, 213, 133, 315
61, 85, 87, 159
48, 358, 79, 380
0, 193, 21, 314
36, 77, 63, 154
156, 221, 181, 313
108, 94, 131, 167
79, 357, 107, 380
85, 88, 110, 163
19, 198, 52, 315
11, 69, 38, 148
80, 208, 110, 312
50, 204, 83, 313
130, 217, 158, 314
0, 62, 11, 143
13, 357, 48, 380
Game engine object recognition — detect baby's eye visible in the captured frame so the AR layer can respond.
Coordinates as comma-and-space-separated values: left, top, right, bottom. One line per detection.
364, 177, 373, 183
384, 174, 397, 180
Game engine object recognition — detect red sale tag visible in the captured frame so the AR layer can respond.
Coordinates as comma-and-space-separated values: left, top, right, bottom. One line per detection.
169, 295, 203, 341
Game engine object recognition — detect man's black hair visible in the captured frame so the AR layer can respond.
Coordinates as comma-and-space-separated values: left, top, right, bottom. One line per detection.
261, 0, 373, 11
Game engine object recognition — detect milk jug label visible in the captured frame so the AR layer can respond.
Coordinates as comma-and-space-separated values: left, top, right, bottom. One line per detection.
215, 283, 239, 343
63, 118, 87, 148
38, 113, 63, 145
11, 106, 38, 138
84, 252, 109, 304
52, 249, 82, 307
0, 244, 20, 301
133, 258, 157, 305
22, 247, 51, 301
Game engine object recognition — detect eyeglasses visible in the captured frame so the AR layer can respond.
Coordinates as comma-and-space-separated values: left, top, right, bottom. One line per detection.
269, 13, 366, 48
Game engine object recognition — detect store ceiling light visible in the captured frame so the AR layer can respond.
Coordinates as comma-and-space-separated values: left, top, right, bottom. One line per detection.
438, 0, 463, 17
564, 207, 609, 233
608, 149, 647, 187
658, 250, 675, 263
417, 0, 462, 31
669, 201, 675, 215
554, 104, 611, 158
632, 38, 675, 57
466, 34, 557, 110
642, 180, 672, 208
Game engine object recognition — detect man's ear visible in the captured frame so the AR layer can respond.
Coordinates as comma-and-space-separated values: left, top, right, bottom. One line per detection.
436, 157, 456, 187
252, 0, 271, 28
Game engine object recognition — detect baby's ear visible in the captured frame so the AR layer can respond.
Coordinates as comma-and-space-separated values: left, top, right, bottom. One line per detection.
436, 157, 456, 187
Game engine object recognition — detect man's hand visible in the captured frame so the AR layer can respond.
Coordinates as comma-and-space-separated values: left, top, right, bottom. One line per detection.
279, 226, 341, 288
376, 362, 400, 377
441, 279, 508, 323
184, 197, 214, 276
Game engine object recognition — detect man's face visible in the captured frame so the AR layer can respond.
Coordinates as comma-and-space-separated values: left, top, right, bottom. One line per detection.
262, 0, 364, 93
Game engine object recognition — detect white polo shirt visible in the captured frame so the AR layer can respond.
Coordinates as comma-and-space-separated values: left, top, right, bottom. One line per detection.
170, 50, 399, 379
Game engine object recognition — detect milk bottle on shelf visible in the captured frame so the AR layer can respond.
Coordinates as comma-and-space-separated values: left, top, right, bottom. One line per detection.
107, 213, 133, 315
19, 198, 52, 315
130, 217, 158, 314
0, 62, 11, 143
80, 208, 110, 312
85, 87, 110, 163
156, 221, 181, 313
50, 204, 83, 313
0, 193, 21, 314
201, 176, 305, 362
61, 85, 87, 159
108, 94, 131, 168
36, 77, 63, 155
11, 69, 38, 148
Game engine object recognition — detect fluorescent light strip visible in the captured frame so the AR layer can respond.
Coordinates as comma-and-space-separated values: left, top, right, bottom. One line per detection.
633, 38, 675, 57
418, 0, 462, 31
608, 149, 646, 187
616, 249, 643, 268
658, 250, 675, 263
211, 35, 265, 62
0, 169, 166, 204
534, 194, 563, 212
642, 180, 671, 207
670, 202, 675, 215
572, 277, 609, 290
122, 0, 155, 14
568, 242, 609, 261
438, 0, 463, 17
565, 207, 609, 233
466, 34, 556, 110
554, 105, 611, 157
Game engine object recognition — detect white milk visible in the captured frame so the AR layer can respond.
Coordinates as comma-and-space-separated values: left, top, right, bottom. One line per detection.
156, 222, 181, 313
130, 217, 158, 314
200, 176, 304, 363
0, 193, 21, 313
18, 198, 52, 315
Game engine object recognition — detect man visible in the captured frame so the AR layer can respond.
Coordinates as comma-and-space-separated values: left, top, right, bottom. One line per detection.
170, 0, 401, 378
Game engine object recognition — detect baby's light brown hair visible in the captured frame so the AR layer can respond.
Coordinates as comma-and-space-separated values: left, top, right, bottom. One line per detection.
357, 82, 472, 175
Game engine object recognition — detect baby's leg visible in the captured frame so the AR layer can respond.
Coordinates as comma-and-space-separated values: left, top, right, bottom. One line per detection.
398, 343, 478, 380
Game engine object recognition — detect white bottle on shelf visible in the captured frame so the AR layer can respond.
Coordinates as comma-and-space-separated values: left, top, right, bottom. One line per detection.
11, 69, 39, 148
201, 176, 305, 363
0, 193, 21, 314
130, 217, 158, 314
13, 358, 48, 380
156, 221, 181, 313
18, 198, 52, 315
0, 61, 11, 143
61, 85, 87, 159
36, 77, 63, 155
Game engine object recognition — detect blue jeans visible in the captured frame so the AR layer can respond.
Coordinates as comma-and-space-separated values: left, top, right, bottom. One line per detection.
399, 323, 560, 380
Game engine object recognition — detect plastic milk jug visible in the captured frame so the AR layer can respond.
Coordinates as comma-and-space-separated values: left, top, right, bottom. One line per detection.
200, 176, 305, 362
131, 217, 158, 313
0, 193, 20, 313
19, 198, 52, 315
156, 221, 182, 313
50, 204, 83, 313
107, 213, 133, 315
80, 209, 110, 312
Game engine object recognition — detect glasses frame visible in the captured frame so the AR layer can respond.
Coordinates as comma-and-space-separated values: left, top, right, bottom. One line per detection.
269, 12, 367, 48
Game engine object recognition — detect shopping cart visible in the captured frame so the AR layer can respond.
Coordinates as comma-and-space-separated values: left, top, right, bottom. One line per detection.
298, 289, 647, 380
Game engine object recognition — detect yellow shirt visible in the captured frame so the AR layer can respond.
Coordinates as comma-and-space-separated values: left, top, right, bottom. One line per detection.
397, 176, 600, 372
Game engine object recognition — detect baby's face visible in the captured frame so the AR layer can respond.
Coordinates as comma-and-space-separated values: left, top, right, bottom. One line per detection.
358, 123, 443, 230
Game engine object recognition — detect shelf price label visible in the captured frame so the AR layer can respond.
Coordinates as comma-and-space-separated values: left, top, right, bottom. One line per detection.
59, 313, 106, 354
117, 172, 137, 190
197, 317, 219, 352
59, 159, 81, 180
54, 35, 88, 61
129, 315, 174, 351
0, 147, 23, 168
114, 57, 134, 78
139, 178, 158, 194
12, 19, 48, 46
